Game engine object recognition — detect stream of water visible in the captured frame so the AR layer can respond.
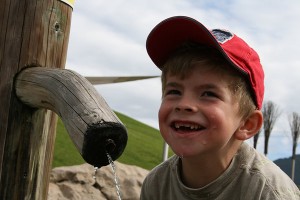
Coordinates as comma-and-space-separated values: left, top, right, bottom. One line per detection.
106, 152, 122, 200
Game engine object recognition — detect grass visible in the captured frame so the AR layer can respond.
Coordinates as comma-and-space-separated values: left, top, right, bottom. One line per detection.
52, 118, 85, 167
52, 111, 173, 170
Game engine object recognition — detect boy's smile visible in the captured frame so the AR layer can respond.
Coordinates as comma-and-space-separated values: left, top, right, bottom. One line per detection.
172, 121, 206, 132
159, 66, 244, 159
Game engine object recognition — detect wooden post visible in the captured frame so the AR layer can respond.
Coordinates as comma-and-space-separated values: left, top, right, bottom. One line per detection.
0, 0, 72, 198
0, 0, 126, 199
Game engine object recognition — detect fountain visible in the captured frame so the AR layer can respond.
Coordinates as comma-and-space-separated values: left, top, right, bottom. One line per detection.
0, 0, 127, 199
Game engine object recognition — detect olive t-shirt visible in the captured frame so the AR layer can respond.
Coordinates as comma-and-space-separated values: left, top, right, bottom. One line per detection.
140, 143, 300, 200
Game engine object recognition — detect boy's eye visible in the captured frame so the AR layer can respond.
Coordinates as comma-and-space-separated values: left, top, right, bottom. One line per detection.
165, 89, 181, 96
202, 91, 218, 97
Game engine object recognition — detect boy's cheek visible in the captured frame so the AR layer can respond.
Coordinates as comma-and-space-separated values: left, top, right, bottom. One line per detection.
158, 106, 169, 126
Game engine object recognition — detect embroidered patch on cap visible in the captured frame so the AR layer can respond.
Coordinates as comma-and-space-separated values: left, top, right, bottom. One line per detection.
211, 29, 234, 44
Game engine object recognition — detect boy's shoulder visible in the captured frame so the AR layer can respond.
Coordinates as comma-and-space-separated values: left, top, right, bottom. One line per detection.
236, 143, 300, 199
238, 142, 289, 177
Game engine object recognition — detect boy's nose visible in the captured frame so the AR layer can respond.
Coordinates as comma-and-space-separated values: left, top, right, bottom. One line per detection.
175, 97, 198, 112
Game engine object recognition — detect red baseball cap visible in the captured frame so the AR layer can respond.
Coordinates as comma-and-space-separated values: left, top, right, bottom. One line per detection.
146, 16, 264, 109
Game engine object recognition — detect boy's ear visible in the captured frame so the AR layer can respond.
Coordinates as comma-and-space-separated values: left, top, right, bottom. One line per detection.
234, 110, 263, 141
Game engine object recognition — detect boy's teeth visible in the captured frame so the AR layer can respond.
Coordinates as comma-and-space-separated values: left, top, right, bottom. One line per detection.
174, 123, 200, 130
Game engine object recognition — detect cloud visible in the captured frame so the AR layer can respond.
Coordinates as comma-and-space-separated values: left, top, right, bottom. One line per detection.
94, 78, 161, 128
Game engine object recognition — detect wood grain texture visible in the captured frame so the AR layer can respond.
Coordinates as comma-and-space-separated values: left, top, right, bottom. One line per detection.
0, 0, 72, 199
15, 67, 128, 167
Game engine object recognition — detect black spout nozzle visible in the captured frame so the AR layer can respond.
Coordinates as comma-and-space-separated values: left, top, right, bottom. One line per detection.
105, 139, 116, 154
82, 122, 128, 168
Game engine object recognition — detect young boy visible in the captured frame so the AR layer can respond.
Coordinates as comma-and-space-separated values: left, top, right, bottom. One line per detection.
140, 16, 300, 200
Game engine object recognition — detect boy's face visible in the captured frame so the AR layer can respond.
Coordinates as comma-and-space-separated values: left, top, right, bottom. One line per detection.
159, 65, 245, 158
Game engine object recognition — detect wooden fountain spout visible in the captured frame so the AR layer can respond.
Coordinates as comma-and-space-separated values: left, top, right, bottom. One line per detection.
15, 66, 128, 167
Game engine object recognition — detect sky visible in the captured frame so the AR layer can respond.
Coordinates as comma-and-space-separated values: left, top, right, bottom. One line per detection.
66, 0, 300, 161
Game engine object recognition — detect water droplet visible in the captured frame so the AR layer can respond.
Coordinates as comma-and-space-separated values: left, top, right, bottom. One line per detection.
201, 140, 208, 145
179, 154, 184, 159
93, 166, 99, 180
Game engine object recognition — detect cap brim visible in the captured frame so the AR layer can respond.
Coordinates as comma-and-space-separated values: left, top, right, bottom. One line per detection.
146, 16, 221, 68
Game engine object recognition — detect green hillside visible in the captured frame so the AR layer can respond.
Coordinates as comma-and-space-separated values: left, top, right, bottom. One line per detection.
52, 111, 172, 170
